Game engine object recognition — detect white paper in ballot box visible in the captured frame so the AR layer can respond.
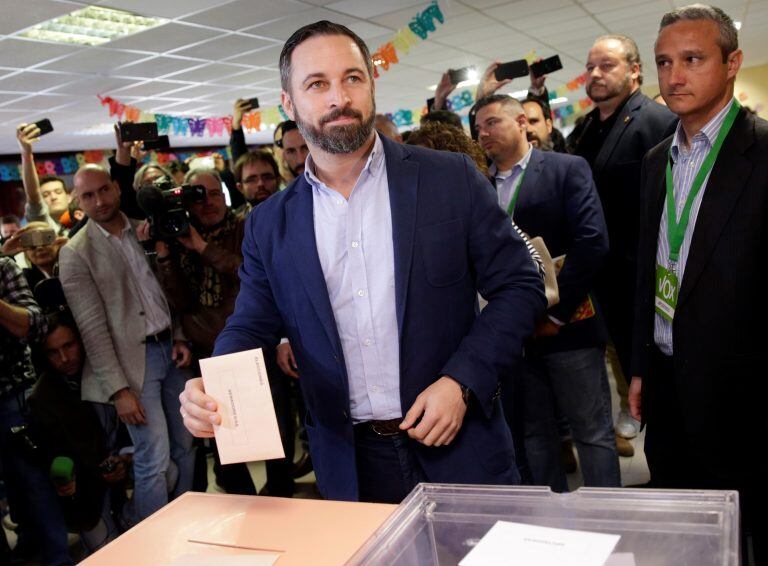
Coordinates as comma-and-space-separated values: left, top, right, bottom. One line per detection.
200, 348, 285, 465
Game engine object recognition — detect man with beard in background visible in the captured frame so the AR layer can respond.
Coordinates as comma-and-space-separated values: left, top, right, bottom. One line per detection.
180, 20, 545, 504
569, 35, 676, 447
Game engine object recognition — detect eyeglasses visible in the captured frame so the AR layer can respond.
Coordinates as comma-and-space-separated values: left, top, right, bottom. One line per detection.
242, 174, 277, 184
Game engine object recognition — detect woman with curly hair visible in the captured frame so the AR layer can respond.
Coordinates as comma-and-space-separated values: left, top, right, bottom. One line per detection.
406, 121, 489, 176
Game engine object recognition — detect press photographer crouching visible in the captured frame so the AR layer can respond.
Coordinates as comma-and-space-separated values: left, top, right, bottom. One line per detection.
26, 281, 133, 555
137, 169, 295, 497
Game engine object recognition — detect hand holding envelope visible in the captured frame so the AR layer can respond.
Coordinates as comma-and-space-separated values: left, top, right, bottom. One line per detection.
180, 349, 285, 465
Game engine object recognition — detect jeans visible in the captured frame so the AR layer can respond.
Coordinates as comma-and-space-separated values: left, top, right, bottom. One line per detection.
0, 391, 73, 565
354, 426, 427, 504
125, 340, 194, 521
520, 347, 620, 491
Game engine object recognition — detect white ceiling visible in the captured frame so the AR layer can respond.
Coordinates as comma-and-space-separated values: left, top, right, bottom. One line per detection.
0, 0, 765, 154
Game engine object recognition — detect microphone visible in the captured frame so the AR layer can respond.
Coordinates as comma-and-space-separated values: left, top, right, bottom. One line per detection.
50, 456, 75, 487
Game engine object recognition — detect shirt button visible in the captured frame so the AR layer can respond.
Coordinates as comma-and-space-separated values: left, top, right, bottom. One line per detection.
351, 241, 359, 248
357, 289, 365, 297
371, 385, 378, 392
364, 338, 372, 346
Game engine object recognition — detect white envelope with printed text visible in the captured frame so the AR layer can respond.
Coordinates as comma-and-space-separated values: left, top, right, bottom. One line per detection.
200, 349, 285, 465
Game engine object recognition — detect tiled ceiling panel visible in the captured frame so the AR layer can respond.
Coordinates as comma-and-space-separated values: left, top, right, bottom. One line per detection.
0, 0, 762, 153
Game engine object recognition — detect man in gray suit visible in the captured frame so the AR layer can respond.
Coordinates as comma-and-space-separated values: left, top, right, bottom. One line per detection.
59, 165, 194, 521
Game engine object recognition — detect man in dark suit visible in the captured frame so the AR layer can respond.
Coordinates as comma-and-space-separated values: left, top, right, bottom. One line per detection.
476, 94, 618, 491
179, 21, 546, 504
566, 34, 677, 443
630, 5, 766, 562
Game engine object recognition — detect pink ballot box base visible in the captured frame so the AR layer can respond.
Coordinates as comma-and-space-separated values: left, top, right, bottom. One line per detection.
81, 492, 396, 565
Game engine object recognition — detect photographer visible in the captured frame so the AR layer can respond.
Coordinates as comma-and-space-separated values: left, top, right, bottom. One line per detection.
142, 168, 244, 355
0, 257, 72, 565
142, 169, 294, 497
1, 222, 68, 291
27, 304, 132, 554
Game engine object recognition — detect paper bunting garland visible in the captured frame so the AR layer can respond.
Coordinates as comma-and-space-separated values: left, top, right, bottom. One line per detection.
97, 95, 292, 138
0, 150, 106, 182
372, 1, 444, 79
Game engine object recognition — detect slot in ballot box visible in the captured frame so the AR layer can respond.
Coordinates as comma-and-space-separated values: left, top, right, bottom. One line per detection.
81, 492, 396, 565
348, 484, 740, 565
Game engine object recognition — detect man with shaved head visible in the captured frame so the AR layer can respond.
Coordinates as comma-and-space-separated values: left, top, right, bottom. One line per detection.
58, 164, 194, 523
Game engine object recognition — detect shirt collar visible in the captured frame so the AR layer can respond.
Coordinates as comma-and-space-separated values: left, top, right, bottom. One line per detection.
489, 143, 533, 179
671, 98, 736, 162
304, 132, 384, 191
94, 212, 131, 239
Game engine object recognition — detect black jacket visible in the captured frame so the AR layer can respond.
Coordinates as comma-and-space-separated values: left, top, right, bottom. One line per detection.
495, 148, 609, 353
632, 107, 768, 479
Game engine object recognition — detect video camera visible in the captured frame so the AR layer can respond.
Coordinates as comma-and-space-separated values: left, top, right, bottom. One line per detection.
136, 176, 206, 241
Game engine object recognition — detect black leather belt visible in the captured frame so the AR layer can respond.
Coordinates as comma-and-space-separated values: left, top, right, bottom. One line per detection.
355, 418, 404, 437
144, 328, 171, 344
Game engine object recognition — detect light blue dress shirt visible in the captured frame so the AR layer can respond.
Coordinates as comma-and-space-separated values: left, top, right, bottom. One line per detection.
304, 133, 402, 423
654, 99, 735, 355
490, 143, 533, 212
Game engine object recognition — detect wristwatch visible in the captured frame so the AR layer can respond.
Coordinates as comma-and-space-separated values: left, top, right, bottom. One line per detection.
458, 382, 472, 406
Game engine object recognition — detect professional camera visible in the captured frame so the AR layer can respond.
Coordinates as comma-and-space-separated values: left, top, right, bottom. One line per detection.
136, 176, 206, 240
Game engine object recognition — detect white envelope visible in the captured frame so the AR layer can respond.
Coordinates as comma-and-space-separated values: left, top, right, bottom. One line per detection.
200, 349, 285, 465
460, 521, 620, 566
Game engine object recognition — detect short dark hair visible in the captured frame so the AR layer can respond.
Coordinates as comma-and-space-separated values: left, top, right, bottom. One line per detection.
420, 110, 462, 129
474, 94, 524, 117
234, 150, 281, 183
1, 214, 20, 226
39, 174, 66, 190
274, 120, 299, 148
279, 21, 374, 92
659, 4, 738, 62
522, 96, 551, 121
595, 34, 644, 85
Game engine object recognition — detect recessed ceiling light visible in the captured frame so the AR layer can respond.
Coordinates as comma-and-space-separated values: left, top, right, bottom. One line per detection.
20, 6, 167, 47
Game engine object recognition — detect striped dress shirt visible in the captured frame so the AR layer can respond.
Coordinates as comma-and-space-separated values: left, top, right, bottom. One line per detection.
654, 99, 735, 355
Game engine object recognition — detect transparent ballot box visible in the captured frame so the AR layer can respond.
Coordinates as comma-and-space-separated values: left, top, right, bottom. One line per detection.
347, 484, 739, 566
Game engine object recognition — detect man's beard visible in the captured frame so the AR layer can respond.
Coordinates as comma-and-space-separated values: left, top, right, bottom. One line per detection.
586, 72, 631, 103
528, 132, 554, 152
294, 102, 375, 155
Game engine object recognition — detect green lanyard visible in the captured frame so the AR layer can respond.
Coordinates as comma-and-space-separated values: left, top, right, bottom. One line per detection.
506, 166, 527, 217
664, 99, 740, 267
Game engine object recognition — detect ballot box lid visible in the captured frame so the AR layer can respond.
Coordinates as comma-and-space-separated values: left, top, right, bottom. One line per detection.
348, 484, 740, 566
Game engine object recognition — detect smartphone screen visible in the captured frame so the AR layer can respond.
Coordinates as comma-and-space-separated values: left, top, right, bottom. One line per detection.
448, 67, 473, 85
494, 60, 530, 81
119, 122, 159, 142
530, 55, 563, 78
142, 135, 170, 151
34, 119, 54, 137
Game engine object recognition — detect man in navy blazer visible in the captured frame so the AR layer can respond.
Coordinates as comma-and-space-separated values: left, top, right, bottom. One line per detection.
476, 95, 619, 492
180, 21, 546, 503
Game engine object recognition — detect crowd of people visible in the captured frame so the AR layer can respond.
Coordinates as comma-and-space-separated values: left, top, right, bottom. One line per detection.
0, 3, 765, 564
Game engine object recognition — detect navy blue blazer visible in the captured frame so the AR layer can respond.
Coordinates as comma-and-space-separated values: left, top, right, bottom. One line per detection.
511, 148, 609, 353
213, 135, 546, 501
